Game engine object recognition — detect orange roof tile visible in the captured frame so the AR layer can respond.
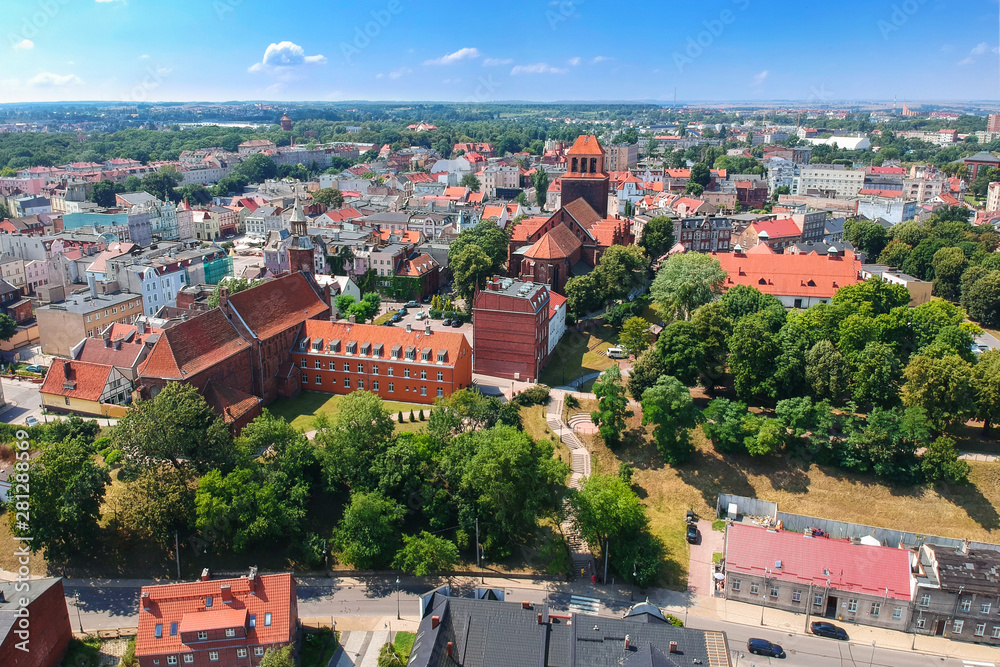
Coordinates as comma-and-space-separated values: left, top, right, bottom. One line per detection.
398, 253, 438, 277
226, 273, 328, 340
137, 309, 248, 381
715, 250, 861, 299
566, 135, 604, 156
203, 380, 262, 424
298, 319, 470, 364
40, 360, 114, 401
524, 224, 582, 260
510, 217, 550, 242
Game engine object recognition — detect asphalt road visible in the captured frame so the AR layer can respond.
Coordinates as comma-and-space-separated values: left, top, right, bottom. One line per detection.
62, 579, 982, 667
0, 376, 43, 426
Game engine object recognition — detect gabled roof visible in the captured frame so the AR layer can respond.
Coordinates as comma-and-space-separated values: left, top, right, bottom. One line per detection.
511, 217, 550, 242
524, 224, 582, 260
715, 250, 861, 299
566, 135, 604, 156
297, 320, 470, 364
561, 198, 602, 232
137, 309, 248, 381
226, 272, 328, 340
750, 217, 801, 239
726, 523, 912, 600
40, 360, 114, 401
76, 337, 146, 369
203, 380, 262, 425
398, 253, 438, 277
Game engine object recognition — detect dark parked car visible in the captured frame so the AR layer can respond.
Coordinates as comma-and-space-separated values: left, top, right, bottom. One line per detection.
747, 638, 785, 658
391, 313, 402, 323
810, 622, 848, 640
685, 524, 699, 544
442, 318, 452, 326
451, 319, 462, 328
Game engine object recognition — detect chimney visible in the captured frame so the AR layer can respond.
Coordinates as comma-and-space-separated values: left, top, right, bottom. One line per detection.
114, 340, 122, 351
218, 284, 229, 310
522, 601, 531, 609
431, 615, 440, 629
248, 566, 258, 593
141, 592, 151, 611
87, 273, 98, 299
104, 335, 112, 348
446, 642, 453, 658
669, 641, 678, 654
220, 584, 232, 604
962, 538, 971, 555
624, 635, 631, 651
425, 323, 431, 335
137, 321, 146, 335
201, 568, 210, 582
537, 612, 543, 625
406, 323, 412, 334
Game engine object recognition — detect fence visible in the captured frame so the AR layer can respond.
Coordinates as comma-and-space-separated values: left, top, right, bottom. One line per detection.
717, 494, 1000, 553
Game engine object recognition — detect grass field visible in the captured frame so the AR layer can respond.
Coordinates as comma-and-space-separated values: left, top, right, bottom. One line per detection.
569, 397, 1000, 590
539, 323, 620, 387
267, 391, 430, 433
521, 404, 572, 469
393, 632, 416, 661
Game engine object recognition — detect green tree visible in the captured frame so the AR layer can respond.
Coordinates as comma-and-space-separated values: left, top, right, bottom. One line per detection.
318, 390, 396, 492
877, 239, 912, 268
208, 277, 260, 308
627, 350, 667, 401
140, 168, 183, 202
832, 277, 911, 316
655, 320, 704, 387
685, 181, 705, 196
931, 246, 968, 300
460, 173, 481, 192
641, 376, 699, 465
619, 316, 652, 355
921, 436, 970, 484
691, 301, 732, 390
312, 187, 344, 207
591, 365, 633, 447
335, 294, 356, 316
0, 314, 17, 341
843, 219, 889, 260
902, 238, 948, 281
113, 382, 235, 473
532, 169, 550, 208
337, 491, 405, 569
91, 179, 122, 207
10, 439, 110, 562
902, 353, 976, 429
393, 531, 460, 576
851, 341, 901, 407
651, 253, 726, 320
592, 245, 649, 305
963, 270, 1000, 327
702, 398, 751, 454
744, 417, 784, 457
805, 340, 849, 402
637, 216, 676, 260
728, 313, 779, 402
258, 645, 294, 667
118, 466, 196, 551
843, 406, 928, 483
450, 244, 492, 302
570, 473, 647, 559
972, 349, 1000, 433
564, 273, 603, 316
689, 162, 711, 187
449, 220, 510, 270
233, 153, 278, 183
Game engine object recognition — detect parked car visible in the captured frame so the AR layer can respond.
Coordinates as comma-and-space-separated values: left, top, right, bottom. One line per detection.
24, 365, 44, 374
391, 313, 402, 323
606, 347, 625, 359
406, 300, 418, 308
398, 307, 407, 315
451, 319, 462, 328
747, 638, 785, 658
810, 622, 848, 640
415, 311, 426, 321
24, 416, 39, 428
442, 318, 452, 326
685, 524, 699, 544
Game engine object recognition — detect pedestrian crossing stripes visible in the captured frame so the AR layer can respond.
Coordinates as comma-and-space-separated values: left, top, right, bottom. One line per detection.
568, 595, 601, 614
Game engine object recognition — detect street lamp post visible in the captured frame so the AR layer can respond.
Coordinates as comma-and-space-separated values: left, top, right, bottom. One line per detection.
396, 576, 401, 620
74, 591, 84, 633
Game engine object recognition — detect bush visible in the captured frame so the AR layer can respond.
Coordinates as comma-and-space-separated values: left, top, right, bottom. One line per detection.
419, 410, 425, 421
565, 394, 579, 409
663, 614, 684, 627
512, 384, 550, 407
429, 308, 443, 319
604, 297, 648, 328
409, 410, 416, 423
104, 450, 122, 466
398, 411, 404, 424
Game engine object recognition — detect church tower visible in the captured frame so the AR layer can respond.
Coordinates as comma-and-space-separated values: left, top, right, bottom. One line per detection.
285, 197, 315, 274
561, 135, 610, 218
280, 113, 292, 132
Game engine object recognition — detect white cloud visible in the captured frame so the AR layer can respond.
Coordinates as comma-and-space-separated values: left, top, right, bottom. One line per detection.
591, 56, 610, 63
389, 67, 411, 80
752, 70, 769, 86
568, 57, 581, 66
13, 39, 33, 51
958, 56, 976, 66
483, 57, 513, 67
958, 42, 998, 65
424, 47, 480, 66
511, 63, 568, 75
140, 54, 150, 59
29, 72, 83, 87
970, 42, 989, 56
248, 41, 326, 73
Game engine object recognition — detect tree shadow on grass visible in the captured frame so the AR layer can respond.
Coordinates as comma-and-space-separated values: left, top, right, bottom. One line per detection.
936, 480, 1000, 531
675, 450, 756, 510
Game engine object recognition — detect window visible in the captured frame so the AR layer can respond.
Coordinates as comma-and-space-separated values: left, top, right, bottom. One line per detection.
205, 596, 213, 608
224, 628, 236, 638
961, 598, 972, 612
870, 602, 881, 617
388, 382, 394, 393
919, 594, 930, 607
255, 648, 265, 657
437, 371, 444, 381
265, 612, 272, 626
198, 631, 208, 641
404, 368, 410, 378
893, 607, 902, 620
358, 363, 364, 373
420, 370, 427, 380
749, 582, 759, 595
373, 381, 379, 391
209, 652, 219, 662
992, 626, 1000, 639
975, 623, 986, 637
344, 378, 350, 387
329, 361, 336, 370
983, 603, 992, 614
814, 594, 823, 607
249, 614, 256, 627
792, 591, 801, 603
731, 579, 741, 592
343, 362, 350, 372
847, 599, 858, 613
372, 365, 380, 375
170, 622, 177, 636
437, 388, 444, 397
421, 386, 427, 396
769, 586, 779, 598
167, 658, 177, 665
916, 617, 926, 629
302, 374, 308, 384
300, 359, 307, 368
358, 379, 365, 390
315, 360, 322, 369
237, 649, 247, 658
953, 620, 964, 634
184, 656, 193, 664
387, 367, 394, 376
155, 624, 163, 638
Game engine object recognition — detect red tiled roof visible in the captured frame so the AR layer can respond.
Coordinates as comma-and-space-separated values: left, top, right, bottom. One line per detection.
137, 309, 248, 381
548, 291, 567, 316
40, 360, 114, 401
510, 217, 550, 242
226, 273, 328, 340
319, 207, 363, 224
467, 192, 485, 204
136, 573, 296, 657
859, 188, 904, 198
751, 218, 801, 239
444, 186, 469, 200
715, 250, 861, 299
482, 205, 505, 219
524, 224, 582, 260
298, 319, 470, 364
565, 135, 604, 156
591, 219, 627, 247
725, 523, 912, 600
398, 253, 438, 277
76, 338, 146, 368
203, 380, 261, 424
869, 166, 906, 175
561, 198, 602, 232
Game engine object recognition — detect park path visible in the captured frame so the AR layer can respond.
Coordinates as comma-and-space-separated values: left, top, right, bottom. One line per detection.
547, 390, 597, 581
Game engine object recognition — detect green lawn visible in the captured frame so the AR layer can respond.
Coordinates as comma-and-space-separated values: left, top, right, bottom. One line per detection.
540, 324, 621, 387
267, 391, 430, 432
394, 632, 416, 661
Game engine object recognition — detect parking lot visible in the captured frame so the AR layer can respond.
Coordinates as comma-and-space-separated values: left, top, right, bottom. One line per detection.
379, 299, 473, 344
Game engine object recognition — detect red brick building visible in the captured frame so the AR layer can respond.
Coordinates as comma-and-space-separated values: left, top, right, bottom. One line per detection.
0, 578, 73, 667
290, 320, 473, 404
136, 569, 297, 667
472, 278, 551, 382
561, 135, 610, 218
397, 253, 440, 300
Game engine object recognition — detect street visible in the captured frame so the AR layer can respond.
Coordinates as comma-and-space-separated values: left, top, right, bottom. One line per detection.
61, 577, 986, 667
0, 376, 42, 426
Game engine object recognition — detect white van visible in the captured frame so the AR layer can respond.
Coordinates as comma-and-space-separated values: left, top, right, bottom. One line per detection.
606, 347, 626, 359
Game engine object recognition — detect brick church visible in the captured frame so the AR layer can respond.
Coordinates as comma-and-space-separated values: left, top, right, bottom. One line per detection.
508, 135, 633, 294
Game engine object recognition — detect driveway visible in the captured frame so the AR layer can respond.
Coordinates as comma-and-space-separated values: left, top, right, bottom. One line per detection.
0, 377, 43, 426
687, 519, 724, 597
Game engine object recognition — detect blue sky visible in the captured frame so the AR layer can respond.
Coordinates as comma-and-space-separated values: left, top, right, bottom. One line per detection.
2, 0, 999, 104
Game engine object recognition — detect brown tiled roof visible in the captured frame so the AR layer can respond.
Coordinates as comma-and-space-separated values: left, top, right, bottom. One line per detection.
76, 338, 145, 368
561, 198, 602, 233
510, 217, 550, 243
524, 224, 582, 260
41, 360, 113, 401
297, 319, 470, 365
226, 272, 328, 340
137, 309, 248, 381
202, 380, 261, 424
565, 135, 604, 156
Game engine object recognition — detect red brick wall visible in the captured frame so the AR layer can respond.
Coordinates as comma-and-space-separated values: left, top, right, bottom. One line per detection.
0, 579, 73, 667
141, 347, 254, 402
560, 178, 609, 218
473, 295, 549, 382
